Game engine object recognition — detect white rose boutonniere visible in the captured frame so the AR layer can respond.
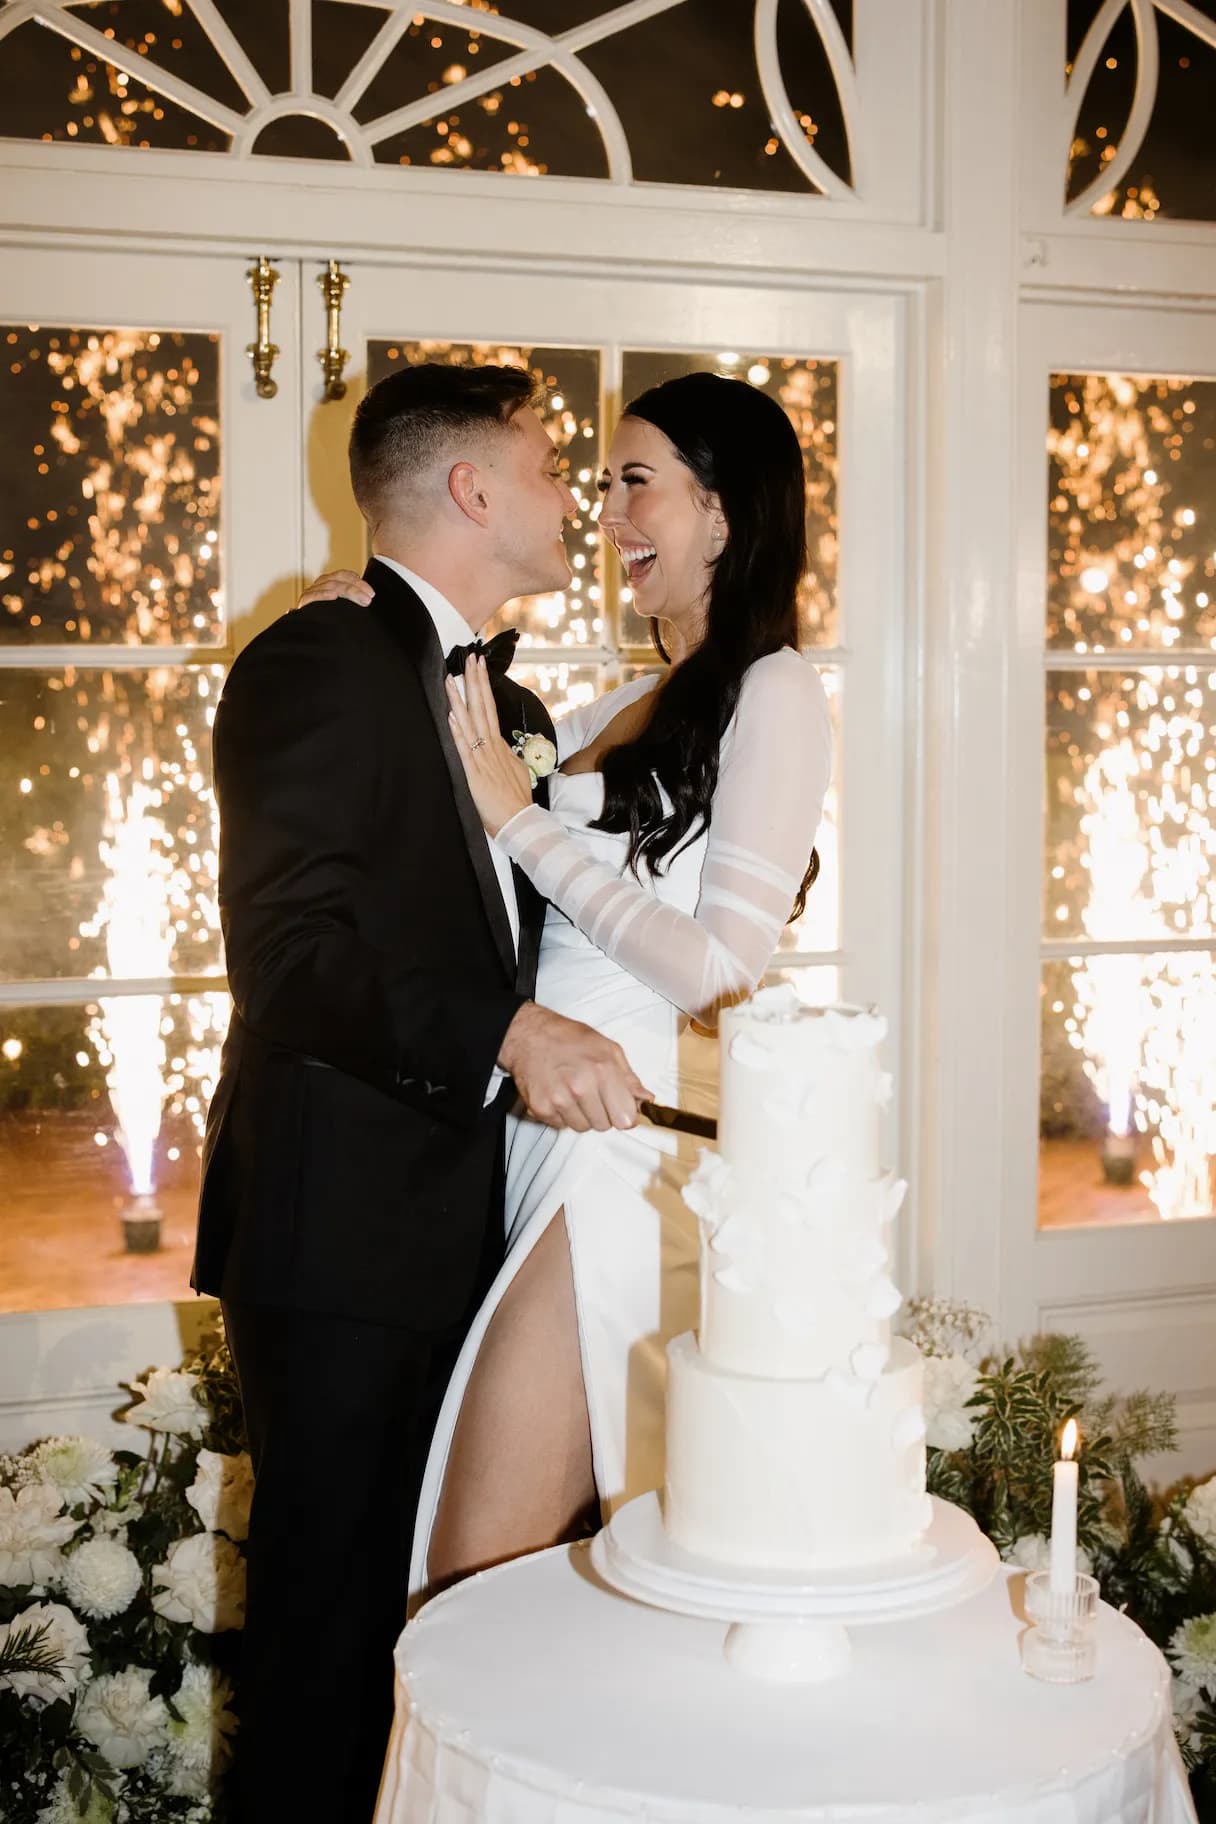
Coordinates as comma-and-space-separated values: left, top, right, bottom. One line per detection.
512, 730, 557, 790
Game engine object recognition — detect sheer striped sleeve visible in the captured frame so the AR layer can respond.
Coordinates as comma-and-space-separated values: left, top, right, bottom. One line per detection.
495, 650, 832, 1022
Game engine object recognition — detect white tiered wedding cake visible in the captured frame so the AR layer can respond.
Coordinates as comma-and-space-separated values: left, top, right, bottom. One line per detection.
663, 987, 932, 1572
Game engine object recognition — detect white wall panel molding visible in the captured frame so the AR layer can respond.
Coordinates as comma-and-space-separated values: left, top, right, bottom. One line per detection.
0, 1301, 220, 1454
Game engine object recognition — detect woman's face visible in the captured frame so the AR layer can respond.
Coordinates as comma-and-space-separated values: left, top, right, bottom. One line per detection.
597, 416, 725, 628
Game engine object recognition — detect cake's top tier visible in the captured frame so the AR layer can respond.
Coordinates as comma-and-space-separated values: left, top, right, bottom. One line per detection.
718, 987, 889, 1189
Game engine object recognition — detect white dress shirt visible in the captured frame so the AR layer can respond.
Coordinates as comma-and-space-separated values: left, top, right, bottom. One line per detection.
373, 554, 520, 959
373, 555, 520, 1107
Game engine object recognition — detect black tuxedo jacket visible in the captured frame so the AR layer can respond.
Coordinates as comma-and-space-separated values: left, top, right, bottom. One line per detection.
192, 560, 554, 1331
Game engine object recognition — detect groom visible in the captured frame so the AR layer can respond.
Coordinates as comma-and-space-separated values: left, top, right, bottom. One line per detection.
193, 363, 648, 1824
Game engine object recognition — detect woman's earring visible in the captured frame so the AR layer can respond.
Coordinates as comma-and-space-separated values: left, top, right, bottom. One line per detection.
649, 617, 671, 664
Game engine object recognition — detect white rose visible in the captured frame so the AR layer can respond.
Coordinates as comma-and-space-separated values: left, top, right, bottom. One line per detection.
60, 1537, 143, 1619
185, 1449, 253, 1543
123, 1367, 207, 1438
77, 1665, 168, 1769
0, 1600, 90, 1707
921, 1351, 981, 1452
161, 1660, 238, 1799
30, 1438, 118, 1510
151, 1533, 245, 1632
0, 1483, 79, 1587
513, 732, 557, 787
1182, 1476, 1216, 1552
1006, 1532, 1094, 1577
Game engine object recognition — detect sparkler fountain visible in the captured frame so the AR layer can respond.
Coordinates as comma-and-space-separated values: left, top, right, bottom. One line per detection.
1054, 373, 1216, 1221
82, 771, 174, 1250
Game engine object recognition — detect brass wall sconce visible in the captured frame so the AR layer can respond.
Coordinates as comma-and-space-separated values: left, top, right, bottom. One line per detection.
246, 255, 280, 398
318, 260, 351, 401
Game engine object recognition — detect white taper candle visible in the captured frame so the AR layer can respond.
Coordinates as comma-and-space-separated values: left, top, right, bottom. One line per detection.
1049, 1417, 1080, 1596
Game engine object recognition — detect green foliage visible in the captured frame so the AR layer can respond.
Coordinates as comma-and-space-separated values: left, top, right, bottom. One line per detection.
0, 1621, 63, 1682
918, 1311, 1216, 1809
0, 1323, 246, 1822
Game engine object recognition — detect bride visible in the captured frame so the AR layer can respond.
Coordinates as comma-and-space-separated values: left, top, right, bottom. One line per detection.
306, 372, 831, 1603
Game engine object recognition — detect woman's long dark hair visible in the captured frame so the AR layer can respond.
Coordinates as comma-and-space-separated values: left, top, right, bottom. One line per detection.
593, 371, 819, 921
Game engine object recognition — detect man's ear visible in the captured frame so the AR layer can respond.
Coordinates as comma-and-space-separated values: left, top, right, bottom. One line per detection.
448, 460, 490, 527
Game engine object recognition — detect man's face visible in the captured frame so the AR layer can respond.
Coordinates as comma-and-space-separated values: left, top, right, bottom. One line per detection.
488, 407, 577, 596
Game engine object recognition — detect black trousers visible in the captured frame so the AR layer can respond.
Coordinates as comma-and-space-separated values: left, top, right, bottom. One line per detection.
221, 1215, 502, 1824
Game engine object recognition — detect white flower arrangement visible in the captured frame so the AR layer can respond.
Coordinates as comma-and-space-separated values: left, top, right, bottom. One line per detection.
121, 1367, 207, 1439
1170, 1613, 1216, 1693
0, 1602, 90, 1707
0, 1484, 78, 1588
1182, 1476, 1216, 1553
76, 1667, 168, 1769
59, 1537, 143, 1620
511, 729, 558, 789
30, 1439, 118, 1511
897, 1299, 1216, 1809
921, 1351, 980, 1451
0, 1328, 246, 1822
151, 1533, 246, 1634
185, 1449, 253, 1543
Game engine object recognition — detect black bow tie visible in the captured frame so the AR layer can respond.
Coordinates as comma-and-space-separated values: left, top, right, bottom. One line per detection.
445, 627, 519, 679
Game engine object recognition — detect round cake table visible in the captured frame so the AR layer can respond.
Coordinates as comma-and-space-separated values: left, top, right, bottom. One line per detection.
374, 1544, 1197, 1824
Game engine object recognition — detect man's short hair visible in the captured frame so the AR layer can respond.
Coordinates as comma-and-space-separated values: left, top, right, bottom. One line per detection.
348, 362, 538, 519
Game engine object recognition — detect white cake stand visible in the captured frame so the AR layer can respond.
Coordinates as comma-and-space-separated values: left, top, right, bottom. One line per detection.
590, 1493, 998, 1685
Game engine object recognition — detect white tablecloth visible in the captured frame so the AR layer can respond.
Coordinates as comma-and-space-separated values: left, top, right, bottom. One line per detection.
375, 1544, 1197, 1824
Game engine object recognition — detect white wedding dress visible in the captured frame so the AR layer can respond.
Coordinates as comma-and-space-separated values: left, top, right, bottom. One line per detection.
407, 646, 832, 1605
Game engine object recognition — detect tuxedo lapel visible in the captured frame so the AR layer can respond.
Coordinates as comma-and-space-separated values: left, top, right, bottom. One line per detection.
364, 559, 517, 982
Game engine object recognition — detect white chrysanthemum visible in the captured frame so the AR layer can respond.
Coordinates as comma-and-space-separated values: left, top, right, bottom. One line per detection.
35, 1769, 118, 1824
1181, 1477, 1216, 1552
1006, 1532, 1094, 1577
1169, 1612, 1216, 1694
29, 1437, 118, 1510
60, 1537, 143, 1620
161, 1660, 238, 1799
151, 1533, 245, 1633
185, 1449, 253, 1543
0, 1600, 90, 1707
922, 1351, 980, 1451
0, 1483, 79, 1587
122, 1367, 207, 1439
77, 1665, 168, 1769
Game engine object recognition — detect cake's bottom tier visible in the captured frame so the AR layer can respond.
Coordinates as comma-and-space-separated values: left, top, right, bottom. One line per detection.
663, 1334, 930, 1572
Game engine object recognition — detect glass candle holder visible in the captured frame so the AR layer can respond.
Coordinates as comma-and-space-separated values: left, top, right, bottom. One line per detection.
1022, 1570, 1100, 1683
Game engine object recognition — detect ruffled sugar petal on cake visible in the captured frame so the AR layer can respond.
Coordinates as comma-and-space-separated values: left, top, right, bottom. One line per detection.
743, 981, 802, 1021
712, 1265, 754, 1295
875, 1070, 895, 1109
774, 1296, 820, 1334
709, 1214, 748, 1255
851, 1341, 890, 1383
822, 1007, 889, 1051
832, 1228, 888, 1282
864, 1274, 903, 1320
806, 1155, 849, 1196
727, 1031, 778, 1072
664, 995, 931, 1571
680, 1150, 729, 1222
891, 1407, 928, 1451
880, 1173, 908, 1223
825, 1366, 878, 1409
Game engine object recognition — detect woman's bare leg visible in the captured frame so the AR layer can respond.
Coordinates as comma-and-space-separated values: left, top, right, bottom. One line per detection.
426, 1209, 596, 1593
